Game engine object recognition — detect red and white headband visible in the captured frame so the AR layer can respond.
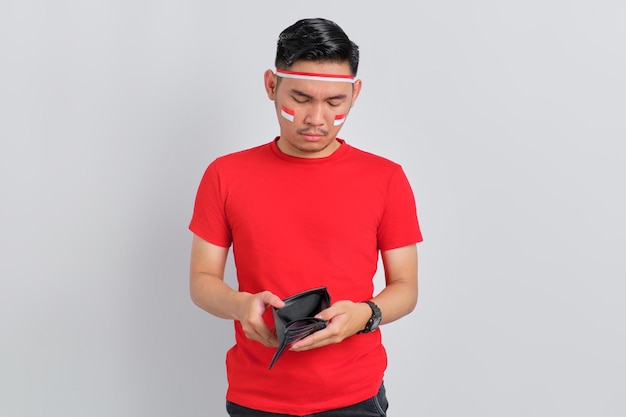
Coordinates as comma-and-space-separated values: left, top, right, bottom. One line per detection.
275, 69, 356, 83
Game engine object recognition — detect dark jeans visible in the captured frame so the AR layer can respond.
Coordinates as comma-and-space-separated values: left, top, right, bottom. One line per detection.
226, 383, 388, 417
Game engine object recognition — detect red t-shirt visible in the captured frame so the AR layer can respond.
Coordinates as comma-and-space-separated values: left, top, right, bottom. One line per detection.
189, 138, 422, 415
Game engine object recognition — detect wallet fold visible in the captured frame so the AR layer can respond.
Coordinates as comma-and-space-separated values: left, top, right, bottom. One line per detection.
269, 287, 331, 369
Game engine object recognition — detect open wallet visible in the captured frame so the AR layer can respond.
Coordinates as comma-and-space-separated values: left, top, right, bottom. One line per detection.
268, 287, 331, 369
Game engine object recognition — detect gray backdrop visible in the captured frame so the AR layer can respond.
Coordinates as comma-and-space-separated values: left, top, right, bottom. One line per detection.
2, 1, 625, 416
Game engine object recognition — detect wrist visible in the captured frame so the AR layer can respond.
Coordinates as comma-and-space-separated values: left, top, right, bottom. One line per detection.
233, 291, 253, 322
357, 300, 382, 334
357, 302, 371, 330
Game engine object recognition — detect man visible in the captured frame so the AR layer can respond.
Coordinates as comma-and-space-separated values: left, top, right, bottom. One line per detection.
189, 17, 422, 416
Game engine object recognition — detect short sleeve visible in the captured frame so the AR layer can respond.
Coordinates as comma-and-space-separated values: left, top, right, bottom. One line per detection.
377, 166, 423, 251
189, 161, 232, 247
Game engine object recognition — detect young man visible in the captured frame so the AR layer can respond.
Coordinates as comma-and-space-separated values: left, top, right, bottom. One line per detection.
189, 18, 422, 416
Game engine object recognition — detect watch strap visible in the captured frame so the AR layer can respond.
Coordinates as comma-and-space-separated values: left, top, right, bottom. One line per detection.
357, 300, 381, 334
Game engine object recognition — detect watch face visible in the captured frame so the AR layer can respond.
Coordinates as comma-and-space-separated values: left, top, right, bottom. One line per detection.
366, 301, 382, 332
358, 301, 382, 333
370, 315, 382, 330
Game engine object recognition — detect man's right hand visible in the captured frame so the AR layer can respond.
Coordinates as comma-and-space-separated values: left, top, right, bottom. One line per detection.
237, 291, 285, 348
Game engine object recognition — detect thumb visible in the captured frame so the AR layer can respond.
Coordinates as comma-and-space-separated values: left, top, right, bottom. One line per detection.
260, 291, 285, 309
314, 305, 335, 321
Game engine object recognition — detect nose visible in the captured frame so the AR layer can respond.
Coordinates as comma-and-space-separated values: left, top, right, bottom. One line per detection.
303, 103, 325, 126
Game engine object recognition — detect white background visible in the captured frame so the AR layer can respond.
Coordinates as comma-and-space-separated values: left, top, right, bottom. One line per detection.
1, 1, 625, 416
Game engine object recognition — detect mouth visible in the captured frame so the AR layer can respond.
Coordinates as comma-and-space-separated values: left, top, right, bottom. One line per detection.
298, 129, 328, 142
302, 133, 324, 142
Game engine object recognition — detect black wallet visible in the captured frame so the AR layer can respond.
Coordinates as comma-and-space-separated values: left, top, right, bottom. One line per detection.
268, 287, 331, 369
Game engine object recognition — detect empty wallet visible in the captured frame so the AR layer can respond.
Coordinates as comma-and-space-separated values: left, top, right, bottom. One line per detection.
268, 286, 331, 369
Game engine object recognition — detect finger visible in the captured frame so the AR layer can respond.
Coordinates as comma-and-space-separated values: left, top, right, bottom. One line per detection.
290, 338, 325, 351
249, 320, 280, 347
261, 291, 285, 309
258, 327, 279, 347
315, 305, 343, 321
290, 328, 332, 351
248, 327, 278, 347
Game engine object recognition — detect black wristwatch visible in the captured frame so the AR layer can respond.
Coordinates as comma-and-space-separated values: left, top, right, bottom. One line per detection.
358, 300, 382, 334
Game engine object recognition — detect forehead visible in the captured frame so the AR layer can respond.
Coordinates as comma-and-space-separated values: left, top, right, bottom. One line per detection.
279, 61, 354, 96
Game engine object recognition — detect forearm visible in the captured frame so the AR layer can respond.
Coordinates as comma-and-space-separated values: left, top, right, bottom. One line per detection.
374, 244, 419, 325
372, 279, 418, 325
190, 272, 250, 321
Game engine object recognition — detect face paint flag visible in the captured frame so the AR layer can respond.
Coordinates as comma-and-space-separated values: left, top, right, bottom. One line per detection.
281, 105, 294, 122
334, 114, 347, 126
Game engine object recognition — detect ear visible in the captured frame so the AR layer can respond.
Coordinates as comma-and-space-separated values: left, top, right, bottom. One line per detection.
350, 79, 362, 108
264, 69, 277, 100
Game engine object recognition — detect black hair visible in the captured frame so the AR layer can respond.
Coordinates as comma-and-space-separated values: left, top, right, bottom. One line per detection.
275, 18, 360, 76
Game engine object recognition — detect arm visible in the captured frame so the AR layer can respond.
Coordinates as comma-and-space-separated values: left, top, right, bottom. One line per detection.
372, 243, 419, 325
290, 243, 418, 351
189, 234, 285, 347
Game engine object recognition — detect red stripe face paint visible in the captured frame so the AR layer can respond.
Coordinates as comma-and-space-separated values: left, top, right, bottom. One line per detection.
334, 114, 347, 126
282, 106, 347, 126
281, 105, 295, 122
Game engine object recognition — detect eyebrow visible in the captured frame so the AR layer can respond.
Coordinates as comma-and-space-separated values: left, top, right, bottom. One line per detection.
291, 88, 348, 101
